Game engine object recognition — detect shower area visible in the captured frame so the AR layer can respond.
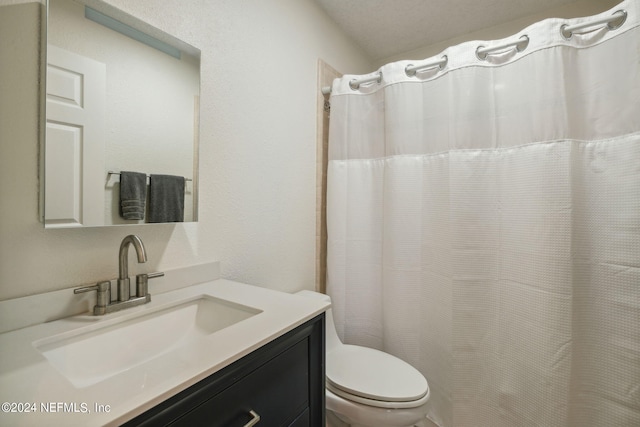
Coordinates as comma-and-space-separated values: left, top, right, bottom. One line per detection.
320, 1, 640, 426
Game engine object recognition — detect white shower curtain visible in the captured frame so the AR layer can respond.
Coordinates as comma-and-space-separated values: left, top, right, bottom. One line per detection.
325, 1, 640, 426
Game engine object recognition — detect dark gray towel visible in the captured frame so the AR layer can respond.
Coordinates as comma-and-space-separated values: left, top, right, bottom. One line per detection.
119, 171, 147, 220
148, 174, 185, 223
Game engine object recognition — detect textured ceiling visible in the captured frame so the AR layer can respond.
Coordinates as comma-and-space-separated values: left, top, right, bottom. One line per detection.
312, 0, 600, 62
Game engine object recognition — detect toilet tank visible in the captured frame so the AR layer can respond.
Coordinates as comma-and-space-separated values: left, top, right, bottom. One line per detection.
295, 290, 331, 303
294, 290, 342, 350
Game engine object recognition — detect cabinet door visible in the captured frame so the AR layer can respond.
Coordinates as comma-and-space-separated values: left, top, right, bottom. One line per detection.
172, 339, 309, 426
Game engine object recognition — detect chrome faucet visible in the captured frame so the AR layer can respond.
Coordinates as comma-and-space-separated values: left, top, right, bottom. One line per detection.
74, 235, 164, 315
117, 234, 147, 302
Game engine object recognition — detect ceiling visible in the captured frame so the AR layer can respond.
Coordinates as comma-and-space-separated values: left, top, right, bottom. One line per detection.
312, 0, 611, 63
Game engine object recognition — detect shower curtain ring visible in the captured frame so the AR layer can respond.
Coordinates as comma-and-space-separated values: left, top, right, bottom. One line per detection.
349, 72, 383, 91
561, 9, 627, 40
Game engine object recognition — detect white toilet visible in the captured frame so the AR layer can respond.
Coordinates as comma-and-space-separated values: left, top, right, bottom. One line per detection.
296, 290, 430, 427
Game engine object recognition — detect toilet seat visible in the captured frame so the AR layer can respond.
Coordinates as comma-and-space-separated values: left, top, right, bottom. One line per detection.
326, 344, 429, 409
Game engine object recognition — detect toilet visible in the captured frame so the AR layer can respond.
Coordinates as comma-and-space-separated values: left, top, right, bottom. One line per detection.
296, 290, 430, 427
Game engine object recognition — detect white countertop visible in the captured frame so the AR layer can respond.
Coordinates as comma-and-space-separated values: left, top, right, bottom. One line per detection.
0, 279, 329, 426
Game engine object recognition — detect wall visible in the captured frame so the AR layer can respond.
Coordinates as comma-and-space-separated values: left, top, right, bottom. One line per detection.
0, 0, 372, 301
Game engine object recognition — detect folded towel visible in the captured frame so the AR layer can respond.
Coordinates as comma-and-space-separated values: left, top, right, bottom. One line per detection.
119, 171, 147, 220
148, 174, 185, 223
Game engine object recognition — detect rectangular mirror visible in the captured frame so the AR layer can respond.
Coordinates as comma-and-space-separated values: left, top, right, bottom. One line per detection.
43, 0, 200, 227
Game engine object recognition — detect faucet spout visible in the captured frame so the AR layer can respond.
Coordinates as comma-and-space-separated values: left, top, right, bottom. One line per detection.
119, 235, 147, 280
117, 235, 147, 302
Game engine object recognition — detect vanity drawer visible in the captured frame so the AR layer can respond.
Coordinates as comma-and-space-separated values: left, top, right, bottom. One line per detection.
125, 314, 325, 427
173, 339, 309, 426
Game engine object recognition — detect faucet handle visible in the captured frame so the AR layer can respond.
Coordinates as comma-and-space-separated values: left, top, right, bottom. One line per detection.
135, 272, 164, 298
74, 281, 111, 311
74, 280, 111, 294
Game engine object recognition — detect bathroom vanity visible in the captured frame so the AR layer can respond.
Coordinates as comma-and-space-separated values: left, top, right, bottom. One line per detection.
0, 279, 329, 426
126, 313, 324, 426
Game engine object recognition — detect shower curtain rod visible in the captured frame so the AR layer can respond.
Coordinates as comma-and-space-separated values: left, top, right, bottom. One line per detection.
320, 55, 448, 95
320, 9, 627, 96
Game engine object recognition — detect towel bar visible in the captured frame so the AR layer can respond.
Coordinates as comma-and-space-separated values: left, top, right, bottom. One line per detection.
108, 171, 192, 182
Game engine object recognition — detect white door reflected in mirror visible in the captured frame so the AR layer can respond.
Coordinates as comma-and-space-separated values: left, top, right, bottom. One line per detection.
46, 45, 105, 227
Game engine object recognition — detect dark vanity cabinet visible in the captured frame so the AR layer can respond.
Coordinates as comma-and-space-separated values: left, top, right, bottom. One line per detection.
124, 314, 325, 427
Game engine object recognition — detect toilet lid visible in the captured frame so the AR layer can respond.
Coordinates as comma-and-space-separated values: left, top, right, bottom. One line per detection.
326, 344, 429, 403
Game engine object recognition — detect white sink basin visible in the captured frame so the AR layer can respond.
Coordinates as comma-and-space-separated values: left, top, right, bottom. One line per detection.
33, 295, 261, 388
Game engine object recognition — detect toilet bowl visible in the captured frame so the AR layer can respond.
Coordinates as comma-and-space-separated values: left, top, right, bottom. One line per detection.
296, 290, 430, 427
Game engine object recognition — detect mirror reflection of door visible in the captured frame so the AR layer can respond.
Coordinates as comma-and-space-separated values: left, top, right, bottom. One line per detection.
45, 45, 105, 227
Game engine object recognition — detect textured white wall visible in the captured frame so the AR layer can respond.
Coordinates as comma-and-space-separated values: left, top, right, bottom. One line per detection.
0, 0, 372, 300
